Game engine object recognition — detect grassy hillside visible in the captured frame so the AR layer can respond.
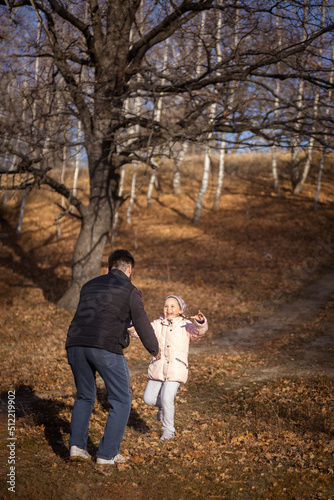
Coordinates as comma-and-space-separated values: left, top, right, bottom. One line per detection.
0, 153, 334, 499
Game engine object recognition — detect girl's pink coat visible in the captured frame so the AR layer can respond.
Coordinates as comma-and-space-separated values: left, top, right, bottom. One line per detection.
129, 315, 208, 383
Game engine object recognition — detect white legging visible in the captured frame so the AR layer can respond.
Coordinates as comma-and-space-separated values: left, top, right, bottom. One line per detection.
143, 380, 180, 434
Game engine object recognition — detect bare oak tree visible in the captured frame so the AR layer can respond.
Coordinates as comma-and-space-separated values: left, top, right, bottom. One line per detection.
1, 0, 334, 309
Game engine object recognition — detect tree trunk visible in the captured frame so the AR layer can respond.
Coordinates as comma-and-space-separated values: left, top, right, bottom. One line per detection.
212, 136, 225, 211
314, 35, 333, 209
173, 159, 182, 196
290, 1, 309, 190
272, 22, 281, 197
57, 199, 112, 310
314, 147, 325, 211
271, 144, 280, 196
290, 78, 305, 189
293, 138, 314, 195
211, 6, 227, 212
57, 144, 67, 240
127, 163, 137, 224
193, 144, 211, 223
16, 176, 29, 236
16, 21, 44, 236
293, 0, 322, 196
112, 165, 125, 232
57, 134, 118, 309
147, 169, 157, 207
173, 142, 187, 196
71, 120, 82, 211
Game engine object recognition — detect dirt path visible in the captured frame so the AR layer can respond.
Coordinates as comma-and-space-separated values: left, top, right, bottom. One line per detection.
189, 266, 334, 382
2, 267, 333, 425
128, 267, 334, 381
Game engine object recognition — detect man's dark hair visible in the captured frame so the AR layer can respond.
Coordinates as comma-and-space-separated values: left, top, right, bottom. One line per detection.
108, 249, 135, 273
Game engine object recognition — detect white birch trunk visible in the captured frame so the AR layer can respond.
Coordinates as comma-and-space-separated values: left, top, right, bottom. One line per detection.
293, 90, 319, 194
16, 185, 28, 236
291, 1, 309, 187
169, 39, 186, 196
112, 165, 125, 232
195, 11, 206, 77
314, 148, 325, 211
40, 88, 52, 173
71, 120, 82, 213
73, 125, 81, 198
57, 144, 67, 240
193, 142, 211, 223
147, 37, 170, 205
173, 144, 187, 196
193, 12, 211, 223
212, 6, 225, 211
114, 84, 132, 227
291, 78, 305, 185
271, 12, 281, 195
61, 145, 66, 199
294, 1, 324, 194
127, 164, 136, 225
173, 162, 182, 196
212, 136, 225, 211
315, 27, 333, 209
272, 85, 280, 194
16, 80, 30, 236
126, 9, 143, 222
147, 168, 157, 207
17, 23, 42, 236
271, 144, 280, 195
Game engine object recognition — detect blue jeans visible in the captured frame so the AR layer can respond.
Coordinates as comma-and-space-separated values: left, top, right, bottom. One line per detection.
143, 380, 180, 434
67, 346, 132, 460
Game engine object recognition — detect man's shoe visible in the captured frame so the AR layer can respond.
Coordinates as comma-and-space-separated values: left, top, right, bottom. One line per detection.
160, 431, 175, 441
96, 454, 130, 465
70, 445, 92, 461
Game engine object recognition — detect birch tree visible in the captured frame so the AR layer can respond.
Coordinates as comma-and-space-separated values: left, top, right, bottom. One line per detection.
170, 34, 187, 196
289, 1, 312, 190
147, 37, 170, 206
16, 22, 42, 236
315, 44, 334, 210
293, 87, 319, 194
271, 12, 282, 196
57, 144, 67, 240
212, 1, 237, 211
293, 0, 326, 195
193, 11, 211, 223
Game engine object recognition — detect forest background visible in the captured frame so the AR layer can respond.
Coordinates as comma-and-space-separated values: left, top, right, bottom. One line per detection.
0, 1, 334, 499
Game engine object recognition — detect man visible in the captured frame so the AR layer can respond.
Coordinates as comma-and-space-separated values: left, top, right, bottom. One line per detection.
65, 249, 160, 465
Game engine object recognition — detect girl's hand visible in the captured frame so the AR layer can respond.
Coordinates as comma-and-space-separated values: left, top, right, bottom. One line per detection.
191, 310, 205, 322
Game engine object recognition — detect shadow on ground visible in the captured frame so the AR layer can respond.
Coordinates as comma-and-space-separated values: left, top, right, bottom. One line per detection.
0, 216, 69, 303
0, 384, 150, 462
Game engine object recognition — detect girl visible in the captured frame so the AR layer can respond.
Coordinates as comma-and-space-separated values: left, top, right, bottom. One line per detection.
129, 295, 208, 440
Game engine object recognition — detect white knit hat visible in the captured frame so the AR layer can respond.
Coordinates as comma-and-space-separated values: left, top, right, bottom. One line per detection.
164, 295, 186, 313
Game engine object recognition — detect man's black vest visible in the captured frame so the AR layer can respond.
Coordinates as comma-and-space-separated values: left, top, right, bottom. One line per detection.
65, 269, 135, 354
